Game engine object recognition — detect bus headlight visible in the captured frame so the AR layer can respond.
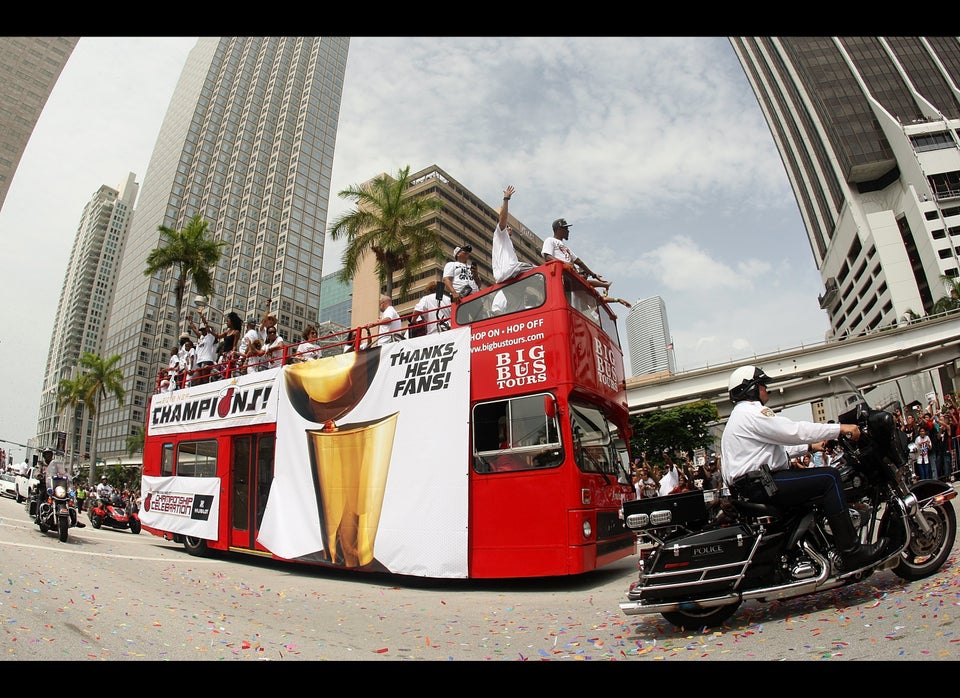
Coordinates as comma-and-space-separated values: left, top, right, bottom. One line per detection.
582, 520, 592, 539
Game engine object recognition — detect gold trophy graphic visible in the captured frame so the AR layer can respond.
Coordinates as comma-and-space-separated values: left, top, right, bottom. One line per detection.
285, 348, 396, 568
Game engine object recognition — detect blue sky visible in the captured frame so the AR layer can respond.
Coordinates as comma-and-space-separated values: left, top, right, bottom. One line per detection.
0, 37, 829, 452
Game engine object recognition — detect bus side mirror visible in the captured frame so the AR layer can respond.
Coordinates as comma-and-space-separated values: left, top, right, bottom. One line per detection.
544, 395, 557, 419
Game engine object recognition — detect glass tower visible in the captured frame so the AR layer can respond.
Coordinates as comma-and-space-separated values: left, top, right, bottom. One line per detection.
626, 295, 675, 377
97, 37, 349, 459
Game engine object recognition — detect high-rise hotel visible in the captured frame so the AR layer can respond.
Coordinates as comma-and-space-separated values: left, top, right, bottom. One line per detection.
731, 37, 960, 342
96, 37, 349, 459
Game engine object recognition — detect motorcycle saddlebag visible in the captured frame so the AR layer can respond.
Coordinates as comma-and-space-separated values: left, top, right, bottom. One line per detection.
640, 524, 758, 599
623, 490, 707, 532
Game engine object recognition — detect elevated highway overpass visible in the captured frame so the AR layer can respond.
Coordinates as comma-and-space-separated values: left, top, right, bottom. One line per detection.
625, 313, 960, 421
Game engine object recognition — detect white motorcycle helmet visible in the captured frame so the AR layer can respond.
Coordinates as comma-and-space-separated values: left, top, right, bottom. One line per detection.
728, 365, 771, 402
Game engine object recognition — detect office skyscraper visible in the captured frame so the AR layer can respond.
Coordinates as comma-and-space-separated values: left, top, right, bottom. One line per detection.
626, 295, 675, 377
97, 37, 349, 460
731, 37, 960, 341
34, 173, 139, 465
0, 37, 78, 214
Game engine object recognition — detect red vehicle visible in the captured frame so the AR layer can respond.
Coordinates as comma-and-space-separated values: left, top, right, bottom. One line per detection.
89, 492, 141, 534
140, 260, 636, 578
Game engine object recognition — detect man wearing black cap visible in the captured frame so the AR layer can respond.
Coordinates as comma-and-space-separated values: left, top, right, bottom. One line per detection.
542, 218, 611, 291
443, 243, 480, 303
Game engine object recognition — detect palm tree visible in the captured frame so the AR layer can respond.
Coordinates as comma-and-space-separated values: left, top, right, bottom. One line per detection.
930, 274, 960, 316
328, 165, 445, 299
55, 376, 87, 477
125, 425, 145, 457
143, 214, 225, 334
71, 352, 126, 487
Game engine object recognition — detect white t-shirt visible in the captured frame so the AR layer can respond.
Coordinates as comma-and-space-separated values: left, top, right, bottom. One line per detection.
442, 260, 479, 297
413, 293, 451, 334
492, 224, 534, 284
195, 331, 218, 364
378, 304, 402, 344
541, 236, 575, 263
238, 328, 259, 356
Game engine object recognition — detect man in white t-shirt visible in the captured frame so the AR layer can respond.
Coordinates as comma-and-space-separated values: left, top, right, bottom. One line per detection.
189, 314, 218, 384
411, 282, 451, 335
443, 245, 480, 303
492, 184, 534, 284
377, 295, 403, 345
541, 218, 611, 291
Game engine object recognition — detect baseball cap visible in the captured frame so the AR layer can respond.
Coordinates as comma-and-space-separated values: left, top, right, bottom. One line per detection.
246, 317, 257, 325
453, 244, 472, 257
552, 218, 572, 231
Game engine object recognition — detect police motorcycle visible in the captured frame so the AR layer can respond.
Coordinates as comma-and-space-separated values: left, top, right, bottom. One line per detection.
619, 376, 957, 630
32, 474, 76, 543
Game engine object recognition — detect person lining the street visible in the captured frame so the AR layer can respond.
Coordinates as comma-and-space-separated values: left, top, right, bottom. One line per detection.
720, 364, 888, 571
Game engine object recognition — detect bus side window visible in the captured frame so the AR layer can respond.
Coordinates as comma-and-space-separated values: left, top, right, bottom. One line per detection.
161, 442, 174, 476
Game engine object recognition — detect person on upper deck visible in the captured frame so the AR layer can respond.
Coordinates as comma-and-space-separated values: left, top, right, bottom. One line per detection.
541, 218, 611, 291
492, 185, 534, 284
443, 245, 480, 303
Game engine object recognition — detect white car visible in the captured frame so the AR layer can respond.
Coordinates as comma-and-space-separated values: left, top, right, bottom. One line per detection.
0, 472, 16, 499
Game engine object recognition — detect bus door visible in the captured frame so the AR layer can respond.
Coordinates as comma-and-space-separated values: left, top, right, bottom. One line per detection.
229, 433, 275, 550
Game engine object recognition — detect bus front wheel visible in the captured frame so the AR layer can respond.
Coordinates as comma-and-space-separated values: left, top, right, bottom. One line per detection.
183, 536, 210, 557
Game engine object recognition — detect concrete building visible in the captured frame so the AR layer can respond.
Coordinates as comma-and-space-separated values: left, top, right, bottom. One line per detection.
731, 37, 960, 337
34, 173, 138, 468
0, 37, 78, 214
349, 165, 543, 327
731, 36, 960, 401
625, 295, 676, 377
96, 37, 349, 461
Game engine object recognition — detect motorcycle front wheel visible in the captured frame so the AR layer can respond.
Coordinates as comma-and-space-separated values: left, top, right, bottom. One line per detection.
130, 520, 141, 535
892, 498, 956, 581
90, 513, 103, 529
58, 516, 69, 543
661, 601, 741, 631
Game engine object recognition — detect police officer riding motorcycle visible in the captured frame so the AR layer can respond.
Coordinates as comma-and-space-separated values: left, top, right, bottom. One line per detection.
618, 365, 957, 629
722, 365, 887, 571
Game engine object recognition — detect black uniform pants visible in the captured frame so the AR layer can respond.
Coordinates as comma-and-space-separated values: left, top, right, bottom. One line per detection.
735, 466, 847, 517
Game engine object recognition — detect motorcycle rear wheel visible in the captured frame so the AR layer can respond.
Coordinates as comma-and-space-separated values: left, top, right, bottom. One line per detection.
661, 601, 741, 631
130, 520, 141, 535
892, 499, 956, 581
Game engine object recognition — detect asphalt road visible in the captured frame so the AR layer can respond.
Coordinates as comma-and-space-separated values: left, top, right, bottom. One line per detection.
1, 492, 958, 663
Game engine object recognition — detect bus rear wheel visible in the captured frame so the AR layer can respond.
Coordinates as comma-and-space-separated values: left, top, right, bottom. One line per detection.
183, 536, 210, 557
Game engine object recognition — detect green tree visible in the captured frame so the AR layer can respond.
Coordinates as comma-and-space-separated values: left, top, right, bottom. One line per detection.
70, 352, 126, 487
930, 274, 960, 316
328, 165, 445, 299
143, 214, 225, 333
55, 376, 87, 472
630, 400, 719, 461
125, 425, 145, 457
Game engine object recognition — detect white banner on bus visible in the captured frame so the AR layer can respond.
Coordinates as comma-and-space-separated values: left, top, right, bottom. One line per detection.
257, 328, 472, 577
139, 475, 220, 540
147, 368, 280, 436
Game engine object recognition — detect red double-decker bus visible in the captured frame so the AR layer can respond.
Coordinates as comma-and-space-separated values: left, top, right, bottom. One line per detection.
140, 259, 636, 578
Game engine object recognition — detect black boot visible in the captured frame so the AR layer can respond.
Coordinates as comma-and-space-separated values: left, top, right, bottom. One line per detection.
828, 510, 889, 571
